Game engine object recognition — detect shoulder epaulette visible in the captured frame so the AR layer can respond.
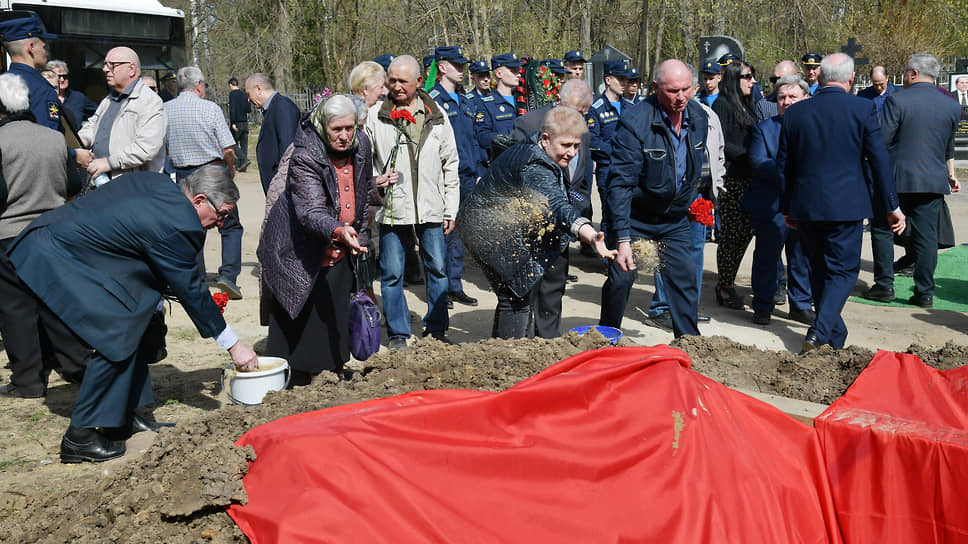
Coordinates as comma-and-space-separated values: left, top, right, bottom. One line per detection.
482, 95, 494, 102
591, 98, 605, 109
429, 89, 440, 99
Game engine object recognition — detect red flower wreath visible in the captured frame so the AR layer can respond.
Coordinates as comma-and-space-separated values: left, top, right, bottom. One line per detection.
688, 198, 715, 226
212, 292, 229, 314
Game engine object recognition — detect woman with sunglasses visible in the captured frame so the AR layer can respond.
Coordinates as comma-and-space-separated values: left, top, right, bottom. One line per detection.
711, 60, 758, 310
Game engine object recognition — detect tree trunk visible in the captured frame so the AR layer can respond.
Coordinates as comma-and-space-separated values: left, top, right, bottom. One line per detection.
638, 0, 650, 77
653, 0, 666, 71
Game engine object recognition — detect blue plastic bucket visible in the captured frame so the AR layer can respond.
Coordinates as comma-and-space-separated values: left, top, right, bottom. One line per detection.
569, 325, 623, 345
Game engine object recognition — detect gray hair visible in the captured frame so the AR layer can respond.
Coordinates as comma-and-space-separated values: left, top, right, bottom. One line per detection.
245, 72, 274, 91
0, 73, 30, 115
322, 94, 358, 125
775, 74, 809, 96
388, 55, 421, 81
906, 53, 940, 81
819, 53, 853, 85
46, 59, 69, 73
177, 66, 204, 92
558, 79, 592, 110
180, 165, 240, 207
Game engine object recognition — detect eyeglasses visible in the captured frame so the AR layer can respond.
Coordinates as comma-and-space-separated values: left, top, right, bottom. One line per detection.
739, 73, 755, 80
769, 76, 779, 84
57, 73, 69, 80
103, 61, 132, 72
204, 198, 230, 221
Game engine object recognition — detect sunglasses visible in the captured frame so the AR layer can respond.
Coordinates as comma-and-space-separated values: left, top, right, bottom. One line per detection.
57, 73, 69, 80
769, 76, 779, 84
739, 73, 755, 80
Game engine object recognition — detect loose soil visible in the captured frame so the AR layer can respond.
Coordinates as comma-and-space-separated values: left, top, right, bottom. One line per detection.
1, 166, 966, 542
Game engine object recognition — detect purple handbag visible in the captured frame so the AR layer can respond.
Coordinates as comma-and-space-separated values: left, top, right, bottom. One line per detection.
348, 254, 381, 360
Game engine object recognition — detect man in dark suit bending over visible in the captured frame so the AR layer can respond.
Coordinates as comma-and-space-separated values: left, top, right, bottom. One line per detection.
7, 166, 259, 463
778, 53, 906, 354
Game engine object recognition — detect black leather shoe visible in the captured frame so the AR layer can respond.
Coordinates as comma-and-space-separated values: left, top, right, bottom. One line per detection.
697, 313, 711, 323
861, 284, 895, 302
60, 429, 126, 464
644, 312, 673, 332
787, 308, 816, 325
908, 294, 933, 308
896, 266, 915, 277
129, 414, 175, 434
0, 382, 45, 398
448, 291, 478, 306
800, 333, 820, 355
752, 312, 771, 325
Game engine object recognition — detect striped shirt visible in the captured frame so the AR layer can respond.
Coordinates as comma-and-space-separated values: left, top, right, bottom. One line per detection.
164, 92, 234, 168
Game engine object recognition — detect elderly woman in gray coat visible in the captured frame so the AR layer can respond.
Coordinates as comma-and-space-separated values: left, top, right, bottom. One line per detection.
258, 94, 372, 386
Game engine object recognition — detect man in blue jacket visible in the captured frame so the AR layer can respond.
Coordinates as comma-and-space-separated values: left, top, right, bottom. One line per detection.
599, 59, 709, 338
246, 73, 300, 194
778, 53, 905, 353
7, 166, 258, 463
744, 75, 814, 326
428, 46, 479, 307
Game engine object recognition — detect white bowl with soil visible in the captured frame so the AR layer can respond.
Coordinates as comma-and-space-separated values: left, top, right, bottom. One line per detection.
222, 356, 291, 406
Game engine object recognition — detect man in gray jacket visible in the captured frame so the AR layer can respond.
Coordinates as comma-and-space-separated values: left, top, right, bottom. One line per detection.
871, 54, 961, 308
365, 55, 460, 349
75, 47, 166, 182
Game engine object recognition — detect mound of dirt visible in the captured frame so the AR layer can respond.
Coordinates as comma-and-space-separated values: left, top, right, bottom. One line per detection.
0, 333, 963, 543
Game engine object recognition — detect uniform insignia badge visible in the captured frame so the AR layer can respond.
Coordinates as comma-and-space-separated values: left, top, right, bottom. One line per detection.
443, 102, 449, 109
48, 102, 59, 120
499, 105, 506, 112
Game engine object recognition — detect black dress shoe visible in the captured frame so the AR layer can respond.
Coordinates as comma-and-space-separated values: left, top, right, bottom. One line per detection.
800, 333, 820, 355
61, 428, 126, 464
752, 312, 771, 325
644, 312, 673, 332
896, 266, 915, 277
448, 291, 478, 306
908, 294, 933, 308
861, 284, 895, 302
787, 307, 816, 325
129, 414, 175, 434
697, 313, 711, 323
0, 383, 45, 398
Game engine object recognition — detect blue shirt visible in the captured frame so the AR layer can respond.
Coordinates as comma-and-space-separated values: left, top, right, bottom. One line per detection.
164, 92, 235, 168
702, 92, 718, 108
660, 106, 690, 189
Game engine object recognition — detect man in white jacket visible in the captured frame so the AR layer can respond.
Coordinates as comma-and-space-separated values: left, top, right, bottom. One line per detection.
75, 47, 166, 182
366, 55, 460, 349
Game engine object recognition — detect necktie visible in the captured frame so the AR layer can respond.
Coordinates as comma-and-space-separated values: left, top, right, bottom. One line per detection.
961, 92, 967, 107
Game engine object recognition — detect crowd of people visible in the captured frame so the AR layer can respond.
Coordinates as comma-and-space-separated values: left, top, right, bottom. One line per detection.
0, 9, 962, 463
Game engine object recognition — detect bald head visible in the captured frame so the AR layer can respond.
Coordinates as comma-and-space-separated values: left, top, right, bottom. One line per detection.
103, 47, 141, 91
653, 59, 693, 115
774, 60, 798, 79
870, 66, 889, 94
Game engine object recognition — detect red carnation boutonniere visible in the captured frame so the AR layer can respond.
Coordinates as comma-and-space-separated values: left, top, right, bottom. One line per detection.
212, 292, 229, 314
688, 198, 715, 226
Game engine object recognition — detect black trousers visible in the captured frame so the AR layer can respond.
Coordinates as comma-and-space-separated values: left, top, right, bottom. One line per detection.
231, 121, 249, 166
900, 193, 943, 298
535, 249, 569, 338
0, 238, 90, 391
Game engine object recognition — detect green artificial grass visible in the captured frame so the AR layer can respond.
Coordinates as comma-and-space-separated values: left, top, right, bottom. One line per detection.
850, 244, 968, 311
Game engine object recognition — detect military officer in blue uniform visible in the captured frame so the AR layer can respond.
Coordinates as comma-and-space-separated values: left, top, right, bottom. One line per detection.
587, 59, 633, 215
422, 54, 435, 79
428, 46, 480, 307
469, 60, 491, 100
0, 12, 61, 131
801, 52, 822, 95
373, 54, 396, 71
473, 52, 522, 161
540, 59, 567, 77
624, 67, 642, 103
563, 50, 586, 80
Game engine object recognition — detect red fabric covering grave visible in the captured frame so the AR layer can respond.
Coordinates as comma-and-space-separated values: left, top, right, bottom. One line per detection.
227, 346, 842, 543
815, 351, 968, 544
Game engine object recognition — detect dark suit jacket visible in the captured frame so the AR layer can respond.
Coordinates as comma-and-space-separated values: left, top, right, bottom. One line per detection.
743, 115, 782, 220
881, 82, 961, 195
510, 105, 590, 193
7, 173, 226, 362
257, 92, 301, 192
778, 86, 898, 222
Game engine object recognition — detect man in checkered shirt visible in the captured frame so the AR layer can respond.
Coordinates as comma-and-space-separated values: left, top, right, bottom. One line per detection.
165, 66, 244, 299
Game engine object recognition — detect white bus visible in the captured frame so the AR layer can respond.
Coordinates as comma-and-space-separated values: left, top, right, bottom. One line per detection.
1, 0, 186, 101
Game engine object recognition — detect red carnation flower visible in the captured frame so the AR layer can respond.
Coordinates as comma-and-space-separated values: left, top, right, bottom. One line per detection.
212, 292, 230, 314
688, 198, 715, 226
389, 109, 416, 124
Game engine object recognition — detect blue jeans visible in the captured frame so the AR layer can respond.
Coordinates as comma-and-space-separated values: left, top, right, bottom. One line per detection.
648, 217, 706, 317
380, 223, 449, 339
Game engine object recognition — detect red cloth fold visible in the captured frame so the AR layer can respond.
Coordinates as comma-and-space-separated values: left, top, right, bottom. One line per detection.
228, 346, 841, 543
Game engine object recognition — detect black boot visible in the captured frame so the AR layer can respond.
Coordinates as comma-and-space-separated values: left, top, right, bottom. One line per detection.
60, 426, 126, 463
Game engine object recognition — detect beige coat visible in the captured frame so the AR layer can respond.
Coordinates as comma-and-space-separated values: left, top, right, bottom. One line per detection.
365, 90, 459, 225
78, 78, 167, 178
